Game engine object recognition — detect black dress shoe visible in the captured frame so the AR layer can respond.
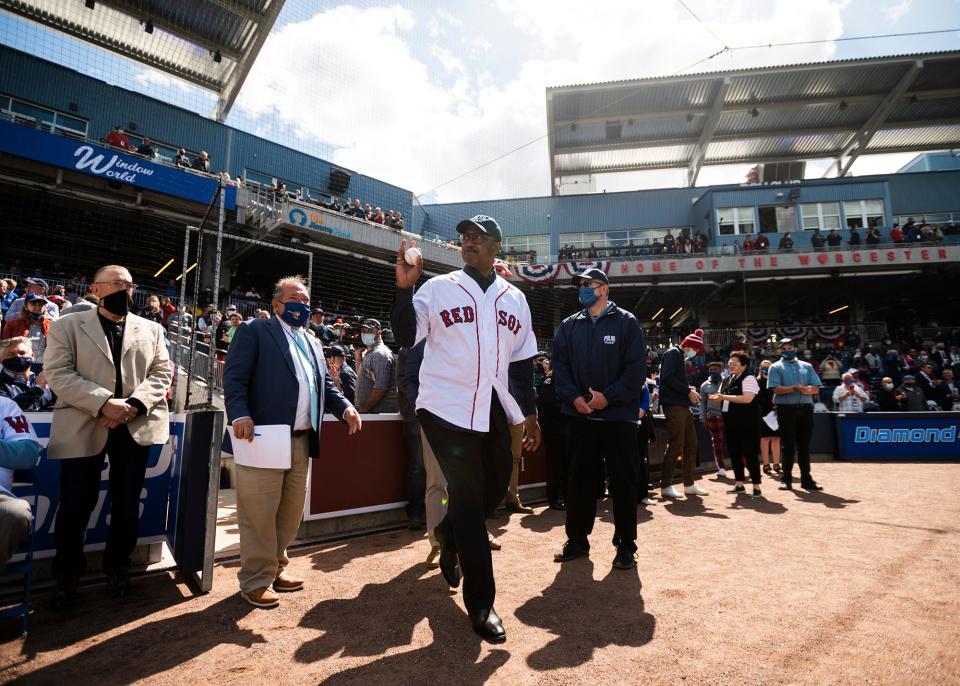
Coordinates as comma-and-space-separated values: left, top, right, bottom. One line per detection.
106, 567, 133, 598
407, 514, 426, 530
553, 541, 589, 562
612, 548, 637, 570
439, 547, 461, 588
801, 481, 824, 491
548, 501, 566, 511
778, 482, 793, 490
469, 607, 506, 643
49, 576, 79, 611
505, 501, 534, 514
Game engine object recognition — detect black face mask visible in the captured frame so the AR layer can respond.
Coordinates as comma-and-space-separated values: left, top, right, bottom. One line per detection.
2, 356, 33, 373
24, 308, 42, 320
101, 289, 131, 317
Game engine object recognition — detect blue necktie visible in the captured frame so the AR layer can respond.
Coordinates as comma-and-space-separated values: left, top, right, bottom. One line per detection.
292, 330, 319, 431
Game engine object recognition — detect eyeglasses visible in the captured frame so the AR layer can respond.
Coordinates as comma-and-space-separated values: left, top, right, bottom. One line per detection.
459, 233, 492, 245
95, 280, 137, 290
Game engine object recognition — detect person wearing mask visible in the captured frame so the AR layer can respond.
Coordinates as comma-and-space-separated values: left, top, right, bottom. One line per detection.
0, 337, 55, 411
324, 344, 356, 404
898, 375, 927, 411
658, 329, 708, 499
353, 319, 396, 414
551, 268, 647, 571
44, 265, 172, 606
938, 368, 958, 410
308, 308, 337, 345
877, 376, 903, 411
536, 356, 566, 511
5, 278, 59, 322
832, 372, 869, 412
766, 339, 823, 491
757, 360, 781, 476
392, 215, 540, 643
1, 294, 52, 367
699, 361, 727, 477
223, 276, 361, 609
711, 352, 762, 498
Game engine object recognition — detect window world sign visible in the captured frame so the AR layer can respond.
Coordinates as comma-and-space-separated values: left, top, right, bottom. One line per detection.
0, 118, 236, 209
835, 413, 960, 461
599, 245, 960, 279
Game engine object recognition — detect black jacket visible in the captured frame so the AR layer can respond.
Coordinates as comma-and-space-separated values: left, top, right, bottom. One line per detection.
551, 301, 647, 422
658, 346, 693, 408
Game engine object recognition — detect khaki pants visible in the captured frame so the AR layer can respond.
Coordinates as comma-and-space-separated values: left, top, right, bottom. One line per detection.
660, 405, 698, 488
421, 429, 448, 546
235, 433, 310, 593
506, 423, 524, 504
0, 494, 32, 569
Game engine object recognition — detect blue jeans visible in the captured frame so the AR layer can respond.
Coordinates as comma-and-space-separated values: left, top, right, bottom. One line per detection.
402, 419, 426, 519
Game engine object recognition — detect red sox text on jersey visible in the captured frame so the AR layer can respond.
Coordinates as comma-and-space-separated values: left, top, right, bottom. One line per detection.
438, 305, 523, 335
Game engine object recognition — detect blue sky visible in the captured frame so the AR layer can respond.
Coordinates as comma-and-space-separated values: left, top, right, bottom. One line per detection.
1, 0, 958, 201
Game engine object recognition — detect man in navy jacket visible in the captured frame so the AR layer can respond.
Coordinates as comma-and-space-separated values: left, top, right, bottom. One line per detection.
550, 268, 647, 570
224, 276, 361, 608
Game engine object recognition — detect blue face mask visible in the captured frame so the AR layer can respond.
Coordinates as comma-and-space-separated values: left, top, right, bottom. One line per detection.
578, 286, 599, 307
782, 350, 798, 361
361, 333, 377, 347
280, 301, 310, 327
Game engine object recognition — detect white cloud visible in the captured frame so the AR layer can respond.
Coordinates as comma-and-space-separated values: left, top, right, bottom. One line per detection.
882, 0, 912, 22
235, 1, 866, 203
134, 69, 191, 92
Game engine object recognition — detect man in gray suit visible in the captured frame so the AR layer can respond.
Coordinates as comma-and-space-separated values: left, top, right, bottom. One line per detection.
44, 265, 172, 607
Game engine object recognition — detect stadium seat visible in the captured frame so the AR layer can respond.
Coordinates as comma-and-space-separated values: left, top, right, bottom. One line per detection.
0, 468, 38, 637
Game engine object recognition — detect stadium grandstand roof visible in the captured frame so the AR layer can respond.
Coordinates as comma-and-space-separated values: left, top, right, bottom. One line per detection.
546, 50, 960, 191
0, 0, 284, 121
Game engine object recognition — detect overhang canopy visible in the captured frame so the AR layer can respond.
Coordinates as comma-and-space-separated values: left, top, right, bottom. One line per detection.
0, 0, 285, 121
546, 51, 960, 190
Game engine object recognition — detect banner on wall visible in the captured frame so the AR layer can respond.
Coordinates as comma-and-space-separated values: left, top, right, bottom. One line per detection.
562, 260, 611, 276
0, 119, 236, 209
834, 412, 960, 461
518, 263, 561, 284
14, 413, 185, 558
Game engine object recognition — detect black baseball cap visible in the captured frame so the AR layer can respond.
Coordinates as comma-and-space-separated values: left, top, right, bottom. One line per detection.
455, 214, 503, 242
571, 268, 609, 285
360, 318, 381, 330
325, 344, 346, 358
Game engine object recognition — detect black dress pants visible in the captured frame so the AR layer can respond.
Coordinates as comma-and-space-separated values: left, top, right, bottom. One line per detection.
418, 396, 513, 615
543, 430, 567, 506
53, 426, 150, 580
636, 417, 652, 500
565, 417, 639, 553
776, 404, 814, 485
724, 421, 762, 485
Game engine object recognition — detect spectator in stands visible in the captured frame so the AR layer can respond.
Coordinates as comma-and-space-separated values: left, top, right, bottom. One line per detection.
136, 137, 157, 159
0, 336, 54, 411
256, 309, 270, 320
325, 344, 356, 403
308, 308, 336, 344
6, 277, 59, 322
159, 295, 176, 326
938, 368, 958, 410
890, 224, 904, 243
742, 235, 755, 253
327, 196, 342, 212
832, 372, 868, 412
67, 293, 99, 313
777, 233, 794, 251
353, 318, 395, 413
361, 203, 372, 221
848, 226, 861, 247
385, 211, 397, 229
175, 147, 190, 168
221, 312, 242, 351
755, 233, 770, 252
244, 286, 261, 301
394, 212, 404, 231
192, 151, 211, 173
141, 295, 164, 324
345, 199, 365, 219
166, 305, 194, 339
898, 375, 927, 411
372, 208, 385, 224
104, 125, 136, 151
827, 229, 842, 249
865, 227, 881, 245
811, 229, 826, 251
1, 279, 17, 318
877, 377, 903, 411
2, 294, 51, 366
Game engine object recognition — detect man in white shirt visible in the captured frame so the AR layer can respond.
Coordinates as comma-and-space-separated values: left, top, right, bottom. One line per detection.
833, 372, 869, 412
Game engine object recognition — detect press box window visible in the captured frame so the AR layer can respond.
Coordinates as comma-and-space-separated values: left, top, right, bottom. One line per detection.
716, 207, 755, 235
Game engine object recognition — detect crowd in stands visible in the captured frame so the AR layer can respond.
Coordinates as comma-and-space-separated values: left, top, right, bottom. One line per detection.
558, 230, 710, 261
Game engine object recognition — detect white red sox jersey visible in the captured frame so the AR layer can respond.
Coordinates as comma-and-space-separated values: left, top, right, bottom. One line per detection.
414, 270, 537, 431
0, 396, 40, 495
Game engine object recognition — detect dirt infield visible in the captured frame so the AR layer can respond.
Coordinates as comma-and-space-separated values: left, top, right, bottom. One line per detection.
2, 461, 959, 686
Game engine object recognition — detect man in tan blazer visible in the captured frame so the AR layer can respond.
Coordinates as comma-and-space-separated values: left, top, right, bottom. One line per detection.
44, 265, 171, 607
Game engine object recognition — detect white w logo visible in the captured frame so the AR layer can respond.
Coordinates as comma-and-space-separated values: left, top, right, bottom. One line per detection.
73, 145, 118, 175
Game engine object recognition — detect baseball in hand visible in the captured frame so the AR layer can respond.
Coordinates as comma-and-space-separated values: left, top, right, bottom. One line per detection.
404, 247, 422, 265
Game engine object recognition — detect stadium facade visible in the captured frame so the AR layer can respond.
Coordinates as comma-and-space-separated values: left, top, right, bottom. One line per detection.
1, 44, 958, 345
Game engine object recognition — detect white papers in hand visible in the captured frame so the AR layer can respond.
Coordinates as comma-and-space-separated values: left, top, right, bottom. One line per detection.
762, 411, 779, 432
227, 424, 292, 470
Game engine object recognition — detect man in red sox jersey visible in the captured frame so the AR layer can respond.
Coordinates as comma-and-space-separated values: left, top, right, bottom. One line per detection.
392, 214, 540, 643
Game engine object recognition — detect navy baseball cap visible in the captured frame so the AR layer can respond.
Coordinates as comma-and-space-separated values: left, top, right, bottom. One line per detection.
360, 318, 381, 330
455, 214, 503, 242
25, 277, 49, 290
571, 268, 609, 285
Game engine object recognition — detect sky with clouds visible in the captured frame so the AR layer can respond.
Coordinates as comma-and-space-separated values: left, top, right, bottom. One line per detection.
1, 0, 959, 202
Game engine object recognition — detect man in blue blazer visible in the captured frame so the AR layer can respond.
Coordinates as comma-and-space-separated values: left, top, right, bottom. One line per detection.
224, 276, 361, 608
